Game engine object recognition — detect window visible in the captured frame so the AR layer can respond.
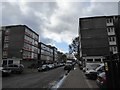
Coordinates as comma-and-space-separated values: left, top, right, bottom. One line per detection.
109, 37, 112, 41
106, 18, 113, 23
111, 27, 114, 32
87, 59, 93, 62
107, 19, 109, 23
107, 27, 110, 32
110, 47, 117, 52
110, 47, 112, 51
95, 59, 101, 62
112, 37, 115, 41
3, 51, 7, 56
2, 60, 7, 66
109, 18, 112, 23
8, 60, 13, 64
109, 37, 116, 42
4, 43, 9, 48
113, 47, 117, 52
112, 37, 116, 42
5, 29, 10, 35
4, 36, 9, 41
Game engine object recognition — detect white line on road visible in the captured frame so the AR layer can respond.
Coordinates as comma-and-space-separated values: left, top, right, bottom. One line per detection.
51, 75, 67, 90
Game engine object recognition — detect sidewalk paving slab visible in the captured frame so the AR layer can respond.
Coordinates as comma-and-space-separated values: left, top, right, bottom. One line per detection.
59, 65, 98, 89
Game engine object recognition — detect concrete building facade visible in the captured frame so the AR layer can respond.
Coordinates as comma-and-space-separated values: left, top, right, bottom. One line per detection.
79, 15, 119, 63
0, 28, 2, 66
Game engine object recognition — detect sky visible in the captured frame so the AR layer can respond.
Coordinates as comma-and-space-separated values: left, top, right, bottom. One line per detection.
0, 0, 119, 53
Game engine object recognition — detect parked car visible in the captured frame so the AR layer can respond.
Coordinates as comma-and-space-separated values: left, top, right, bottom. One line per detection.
96, 72, 107, 88
85, 64, 104, 79
59, 63, 64, 67
64, 63, 73, 70
48, 64, 54, 69
64, 60, 74, 70
3, 64, 24, 74
83, 63, 101, 72
0, 67, 11, 77
38, 64, 49, 72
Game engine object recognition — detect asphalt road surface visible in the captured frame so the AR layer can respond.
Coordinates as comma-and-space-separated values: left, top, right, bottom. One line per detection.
2, 65, 99, 89
2, 67, 65, 88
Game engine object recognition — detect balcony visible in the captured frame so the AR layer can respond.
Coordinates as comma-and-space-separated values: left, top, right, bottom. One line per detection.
106, 22, 113, 26
107, 31, 115, 36
109, 41, 117, 45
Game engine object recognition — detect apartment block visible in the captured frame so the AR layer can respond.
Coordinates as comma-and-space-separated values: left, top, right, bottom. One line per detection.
1, 25, 39, 67
79, 15, 119, 63
38, 42, 58, 66
0, 28, 2, 66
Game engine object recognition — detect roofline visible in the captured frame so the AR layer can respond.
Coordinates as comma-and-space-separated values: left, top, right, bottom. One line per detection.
1, 24, 39, 36
39, 42, 57, 49
79, 15, 119, 20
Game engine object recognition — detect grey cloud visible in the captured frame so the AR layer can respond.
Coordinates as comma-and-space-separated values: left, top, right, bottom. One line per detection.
26, 2, 58, 18
40, 36, 55, 44
1, 2, 59, 44
2, 2, 22, 25
1, 1, 118, 45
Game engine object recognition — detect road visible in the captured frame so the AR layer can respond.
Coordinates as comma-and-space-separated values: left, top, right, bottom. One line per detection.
2, 65, 99, 89
2, 66, 65, 88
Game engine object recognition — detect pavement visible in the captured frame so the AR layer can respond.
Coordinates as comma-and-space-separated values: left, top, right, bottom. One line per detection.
59, 65, 99, 89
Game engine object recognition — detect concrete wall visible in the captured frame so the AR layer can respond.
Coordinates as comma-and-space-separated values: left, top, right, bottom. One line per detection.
80, 17, 109, 57
7, 26, 24, 59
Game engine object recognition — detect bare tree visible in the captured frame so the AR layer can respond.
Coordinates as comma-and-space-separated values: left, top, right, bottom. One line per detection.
69, 36, 80, 60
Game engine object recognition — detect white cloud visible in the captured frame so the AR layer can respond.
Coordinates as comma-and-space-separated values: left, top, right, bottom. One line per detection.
1, 1, 118, 53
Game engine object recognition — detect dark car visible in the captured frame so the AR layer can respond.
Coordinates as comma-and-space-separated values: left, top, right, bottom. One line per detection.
0, 67, 11, 77
96, 72, 107, 88
64, 60, 74, 70
38, 64, 50, 72
64, 63, 72, 70
4, 64, 24, 74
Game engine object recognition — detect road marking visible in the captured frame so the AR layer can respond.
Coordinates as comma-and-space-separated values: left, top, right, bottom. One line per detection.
51, 75, 67, 90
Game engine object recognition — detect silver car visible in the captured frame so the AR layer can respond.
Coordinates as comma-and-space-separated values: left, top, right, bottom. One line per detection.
4, 64, 24, 74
